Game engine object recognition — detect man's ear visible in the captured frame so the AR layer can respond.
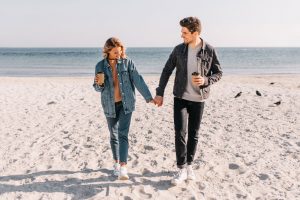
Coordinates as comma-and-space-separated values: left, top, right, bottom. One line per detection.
193, 31, 200, 37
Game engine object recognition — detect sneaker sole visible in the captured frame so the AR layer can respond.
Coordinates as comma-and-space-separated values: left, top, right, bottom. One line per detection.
171, 179, 187, 186
187, 176, 196, 180
119, 176, 129, 180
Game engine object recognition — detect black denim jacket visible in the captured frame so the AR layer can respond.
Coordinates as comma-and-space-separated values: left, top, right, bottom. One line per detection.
156, 39, 222, 100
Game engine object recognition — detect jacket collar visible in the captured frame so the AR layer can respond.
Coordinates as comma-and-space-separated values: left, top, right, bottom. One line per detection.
104, 58, 123, 68
183, 37, 206, 55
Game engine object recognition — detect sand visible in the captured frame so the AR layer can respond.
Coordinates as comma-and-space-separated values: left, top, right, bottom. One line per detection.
0, 75, 299, 199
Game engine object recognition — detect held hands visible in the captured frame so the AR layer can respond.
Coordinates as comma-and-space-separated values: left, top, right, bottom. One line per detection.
192, 75, 205, 87
147, 96, 163, 107
148, 96, 163, 107
154, 95, 163, 107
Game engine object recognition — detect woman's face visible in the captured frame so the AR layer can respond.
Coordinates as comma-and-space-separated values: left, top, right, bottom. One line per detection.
108, 47, 122, 60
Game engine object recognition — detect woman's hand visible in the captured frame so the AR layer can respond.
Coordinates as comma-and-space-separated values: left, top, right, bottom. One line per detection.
95, 73, 105, 86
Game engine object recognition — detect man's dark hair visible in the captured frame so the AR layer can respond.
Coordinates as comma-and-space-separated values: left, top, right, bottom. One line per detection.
180, 17, 201, 34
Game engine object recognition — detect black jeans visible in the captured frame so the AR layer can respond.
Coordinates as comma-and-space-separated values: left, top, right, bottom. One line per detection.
174, 97, 205, 168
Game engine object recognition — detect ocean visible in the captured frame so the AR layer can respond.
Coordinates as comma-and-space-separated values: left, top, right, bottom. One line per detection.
0, 47, 299, 76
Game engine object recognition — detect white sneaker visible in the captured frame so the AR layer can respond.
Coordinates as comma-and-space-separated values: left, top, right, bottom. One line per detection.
171, 168, 187, 185
187, 165, 196, 180
113, 163, 120, 176
119, 166, 129, 180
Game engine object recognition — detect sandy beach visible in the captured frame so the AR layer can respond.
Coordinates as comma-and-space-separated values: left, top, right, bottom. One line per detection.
0, 75, 299, 200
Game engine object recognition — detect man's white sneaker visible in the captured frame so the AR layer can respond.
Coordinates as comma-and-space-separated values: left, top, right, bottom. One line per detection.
187, 165, 196, 180
113, 163, 120, 176
171, 168, 187, 185
119, 166, 129, 180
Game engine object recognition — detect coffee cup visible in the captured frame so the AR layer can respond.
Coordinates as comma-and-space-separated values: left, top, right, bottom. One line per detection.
96, 72, 105, 86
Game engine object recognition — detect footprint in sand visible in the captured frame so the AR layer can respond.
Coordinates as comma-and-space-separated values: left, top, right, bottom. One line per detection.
30, 140, 37, 147
142, 168, 151, 175
236, 194, 247, 199
137, 186, 152, 199
258, 173, 269, 180
229, 163, 240, 170
135, 117, 141, 122
196, 182, 206, 190
47, 101, 56, 105
124, 197, 133, 200
132, 160, 139, 167
150, 160, 158, 167
144, 145, 155, 151
63, 144, 71, 150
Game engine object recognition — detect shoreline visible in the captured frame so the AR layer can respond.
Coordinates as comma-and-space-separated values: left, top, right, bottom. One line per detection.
0, 73, 300, 78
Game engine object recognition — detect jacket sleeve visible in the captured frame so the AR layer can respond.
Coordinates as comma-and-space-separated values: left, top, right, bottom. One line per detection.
93, 62, 105, 92
156, 47, 177, 96
203, 48, 222, 87
128, 60, 153, 102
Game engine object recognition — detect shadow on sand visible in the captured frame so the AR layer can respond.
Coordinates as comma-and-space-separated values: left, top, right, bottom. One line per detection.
0, 168, 175, 199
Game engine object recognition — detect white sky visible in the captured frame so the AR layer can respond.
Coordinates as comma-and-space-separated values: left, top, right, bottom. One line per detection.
0, 0, 300, 47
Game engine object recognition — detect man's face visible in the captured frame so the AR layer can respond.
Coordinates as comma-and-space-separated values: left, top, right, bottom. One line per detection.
181, 27, 198, 44
108, 47, 122, 60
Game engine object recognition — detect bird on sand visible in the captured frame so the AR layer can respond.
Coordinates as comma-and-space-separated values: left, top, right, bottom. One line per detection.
234, 92, 242, 98
274, 101, 281, 105
256, 90, 262, 96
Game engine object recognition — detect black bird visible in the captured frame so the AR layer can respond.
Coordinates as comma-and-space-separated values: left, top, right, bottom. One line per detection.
274, 101, 281, 105
256, 90, 262, 96
234, 92, 242, 98
270, 82, 275, 85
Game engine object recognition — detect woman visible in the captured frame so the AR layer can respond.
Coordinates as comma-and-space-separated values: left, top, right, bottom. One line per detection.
93, 37, 155, 180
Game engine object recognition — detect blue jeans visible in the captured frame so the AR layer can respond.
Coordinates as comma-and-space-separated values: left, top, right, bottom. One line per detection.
105, 101, 132, 163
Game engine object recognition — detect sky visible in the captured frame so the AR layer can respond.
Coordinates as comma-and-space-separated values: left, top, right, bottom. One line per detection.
0, 0, 300, 47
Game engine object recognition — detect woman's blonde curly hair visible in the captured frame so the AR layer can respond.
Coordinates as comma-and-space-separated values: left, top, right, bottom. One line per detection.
102, 37, 126, 59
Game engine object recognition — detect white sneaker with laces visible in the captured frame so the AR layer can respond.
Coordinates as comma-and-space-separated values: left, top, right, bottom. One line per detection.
119, 166, 129, 180
187, 165, 196, 180
171, 168, 187, 185
113, 163, 120, 176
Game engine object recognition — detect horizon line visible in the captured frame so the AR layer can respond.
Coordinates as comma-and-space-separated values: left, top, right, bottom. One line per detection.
1, 46, 300, 48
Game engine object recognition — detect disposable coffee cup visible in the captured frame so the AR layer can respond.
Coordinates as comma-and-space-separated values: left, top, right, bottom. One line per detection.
192, 72, 199, 76
191, 72, 200, 86
96, 72, 105, 86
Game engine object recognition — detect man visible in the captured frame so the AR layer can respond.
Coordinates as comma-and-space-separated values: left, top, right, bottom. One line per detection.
154, 16, 222, 185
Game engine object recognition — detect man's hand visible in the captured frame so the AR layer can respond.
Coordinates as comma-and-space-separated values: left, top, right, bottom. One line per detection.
149, 99, 157, 105
192, 75, 205, 86
154, 95, 163, 107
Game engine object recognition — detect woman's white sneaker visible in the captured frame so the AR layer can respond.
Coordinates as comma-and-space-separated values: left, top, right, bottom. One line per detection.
119, 166, 129, 180
113, 163, 120, 176
171, 168, 187, 185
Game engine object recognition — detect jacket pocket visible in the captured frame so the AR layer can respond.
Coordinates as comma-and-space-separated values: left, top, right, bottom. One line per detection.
200, 86, 210, 99
201, 57, 213, 75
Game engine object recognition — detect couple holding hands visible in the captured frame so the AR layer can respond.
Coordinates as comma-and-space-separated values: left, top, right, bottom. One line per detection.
93, 16, 222, 185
